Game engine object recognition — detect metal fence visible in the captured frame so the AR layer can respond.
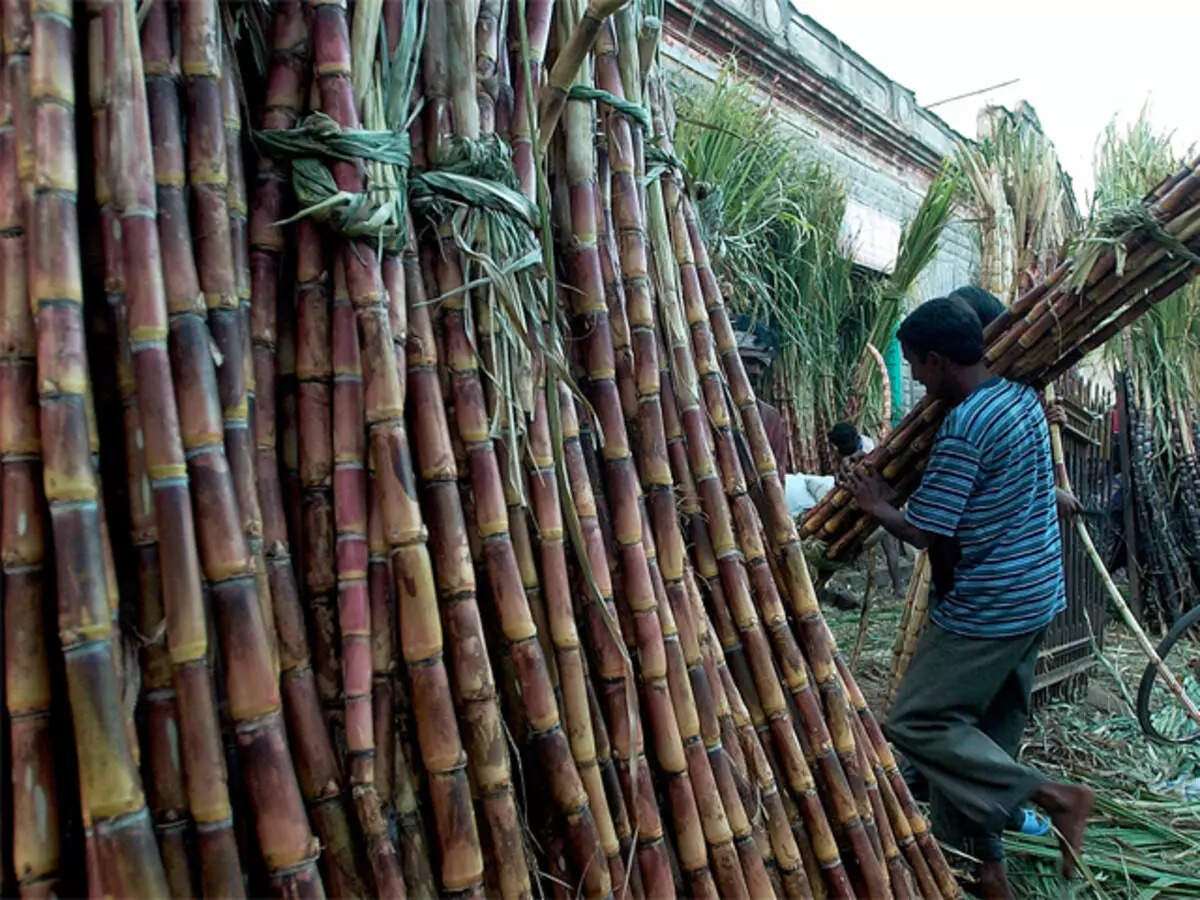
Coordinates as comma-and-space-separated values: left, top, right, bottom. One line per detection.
1033, 372, 1115, 700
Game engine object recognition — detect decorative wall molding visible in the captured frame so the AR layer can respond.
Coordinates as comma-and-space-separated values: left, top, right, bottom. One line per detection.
662, 0, 967, 178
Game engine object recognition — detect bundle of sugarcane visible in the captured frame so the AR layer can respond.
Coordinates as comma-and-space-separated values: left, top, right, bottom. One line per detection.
802, 152, 1200, 561
0, 0, 981, 896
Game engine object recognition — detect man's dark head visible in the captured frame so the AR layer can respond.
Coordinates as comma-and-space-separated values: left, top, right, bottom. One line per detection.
949, 285, 1005, 330
897, 296, 984, 400
828, 422, 861, 458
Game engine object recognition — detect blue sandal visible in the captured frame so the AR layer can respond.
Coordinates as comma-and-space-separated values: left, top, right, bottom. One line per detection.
1013, 808, 1051, 837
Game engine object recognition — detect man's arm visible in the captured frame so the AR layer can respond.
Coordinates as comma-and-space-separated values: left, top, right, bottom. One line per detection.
849, 431, 980, 557
845, 468, 933, 548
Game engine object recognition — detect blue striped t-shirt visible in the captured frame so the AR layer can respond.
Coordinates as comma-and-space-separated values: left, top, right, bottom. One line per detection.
905, 378, 1066, 638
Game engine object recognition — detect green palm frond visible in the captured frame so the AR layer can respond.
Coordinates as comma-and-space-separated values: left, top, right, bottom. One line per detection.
671, 62, 879, 433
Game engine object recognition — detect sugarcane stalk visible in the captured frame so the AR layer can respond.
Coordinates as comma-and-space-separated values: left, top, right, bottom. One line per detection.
809, 249, 1194, 541
400, 221, 521, 900
29, 0, 168, 891
131, 6, 252, 890
594, 139, 638, 425
278, 303, 304, 559
508, 0, 552, 200
437, 230, 611, 899
513, 27, 651, 881
699, 614, 813, 900
181, 1, 284, 691
649, 138, 879, 894
328, 254, 405, 896
1045, 385, 1200, 729
507, 7, 632, 892
293, 217, 345, 740
1028, 265, 1198, 387
644, 486, 758, 899
246, 5, 368, 893
15, 0, 105, 883
367, 477, 435, 900
535, 0, 627, 152
888, 552, 930, 707
558, 385, 675, 898
682, 568, 749, 787
1015, 235, 1200, 382
120, 0, 325, 889
990, 219, 1200, 376
307, 3, 493, 894
90, 11, 198, 891
472, 8, 568, 806
582, 661, 644, 900
807, 180, 1200, 559
852, 719, 911, 899
475, 0, 503, 134
427, 2, 618, 895
528, 377, 630, 893
220, 41, 278, 678
658, 355, 768, 751
397, 223, 506, 899
137, 5, 261, 897
682, 574, 780, 895
592, 20, 772, 897
849, 712, 927, 900
849, 547, 877, 669
0, 25, 62, 893
552, 16, 733, 898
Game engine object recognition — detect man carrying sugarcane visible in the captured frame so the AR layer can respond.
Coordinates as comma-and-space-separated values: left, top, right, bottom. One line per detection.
951, 285, 1084, 521
846, 295, 1094, 899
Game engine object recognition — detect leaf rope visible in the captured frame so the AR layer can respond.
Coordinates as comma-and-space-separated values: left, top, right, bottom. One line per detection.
256, 116, 537, 248
565, 84, 650, 130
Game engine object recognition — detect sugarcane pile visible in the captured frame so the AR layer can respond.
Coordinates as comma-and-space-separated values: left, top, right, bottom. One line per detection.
802, 151, 1200, 561
1123, 372, 1200, 625
0, 0, 968, 896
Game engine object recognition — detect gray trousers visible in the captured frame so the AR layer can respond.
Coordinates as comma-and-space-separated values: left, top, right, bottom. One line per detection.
886, 623, 1046, 861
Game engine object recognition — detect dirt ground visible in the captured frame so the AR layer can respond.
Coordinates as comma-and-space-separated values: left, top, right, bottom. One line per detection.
821, 543, 917, 713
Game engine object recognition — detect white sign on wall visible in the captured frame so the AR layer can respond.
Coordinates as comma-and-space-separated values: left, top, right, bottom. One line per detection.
840, 198, 901, 274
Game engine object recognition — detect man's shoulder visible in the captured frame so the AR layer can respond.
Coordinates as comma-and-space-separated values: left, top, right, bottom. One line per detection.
944, 379, 1036, 438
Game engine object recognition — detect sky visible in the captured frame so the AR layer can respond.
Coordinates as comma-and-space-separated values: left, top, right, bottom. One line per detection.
793, 0, 1197, 205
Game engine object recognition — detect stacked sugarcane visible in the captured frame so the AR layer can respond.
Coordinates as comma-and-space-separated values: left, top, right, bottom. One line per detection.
0, 0, 1074, 896
1122, 371, 1199, 626
802, 152, 1200, 561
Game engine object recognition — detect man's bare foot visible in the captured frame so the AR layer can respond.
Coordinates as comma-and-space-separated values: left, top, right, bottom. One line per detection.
1031, 781, 1095, 878
974, 860, 1014, 900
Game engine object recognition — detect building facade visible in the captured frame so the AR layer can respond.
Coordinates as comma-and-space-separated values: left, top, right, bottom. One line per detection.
662, 0, 982, 412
